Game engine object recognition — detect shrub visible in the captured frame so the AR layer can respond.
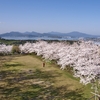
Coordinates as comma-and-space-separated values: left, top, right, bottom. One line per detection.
12, 45, 20, 54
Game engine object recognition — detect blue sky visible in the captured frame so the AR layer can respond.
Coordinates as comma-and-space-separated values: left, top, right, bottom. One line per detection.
0, 0, 100, 35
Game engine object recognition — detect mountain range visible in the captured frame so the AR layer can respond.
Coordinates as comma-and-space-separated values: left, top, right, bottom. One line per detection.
0, 31, 100, 40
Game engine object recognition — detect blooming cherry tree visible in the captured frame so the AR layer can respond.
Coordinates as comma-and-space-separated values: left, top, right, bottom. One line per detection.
19, 40, 100, 85
0, 44, 12, 54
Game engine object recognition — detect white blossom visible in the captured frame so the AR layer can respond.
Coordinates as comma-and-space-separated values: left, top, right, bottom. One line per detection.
0, 44, 12, 54
17, 40, 100, 84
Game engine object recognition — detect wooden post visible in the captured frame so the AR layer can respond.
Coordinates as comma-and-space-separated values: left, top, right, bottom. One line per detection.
43, 61, 45, 67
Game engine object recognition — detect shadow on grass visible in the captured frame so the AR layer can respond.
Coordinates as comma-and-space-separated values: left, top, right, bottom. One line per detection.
17, 85, 87, 100
0, 84, 87, 100
0, 68, 87, 100
0, 70, 18, 79
32, 69, 61, 81
2, 87, 21, 95
0, 56, 13, 67
4, 63, 23, 68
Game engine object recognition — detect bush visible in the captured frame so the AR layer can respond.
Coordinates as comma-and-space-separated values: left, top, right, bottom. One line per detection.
12, 45, 20, 54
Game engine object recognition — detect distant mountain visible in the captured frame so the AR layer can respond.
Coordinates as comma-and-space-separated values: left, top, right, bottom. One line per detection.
42, 31, 63, 38
0, 32, 24, 37
44, 31, 100, 39
23, 31, 42, 37
0, 31, 99, 40
68, 32, 100, 39
0, 31, 42, 38
66, 31, 91, 37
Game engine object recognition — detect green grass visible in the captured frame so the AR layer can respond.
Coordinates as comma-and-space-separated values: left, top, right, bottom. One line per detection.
0, 38, 37, 45
0, 55, 93, 100
0, 38, 77, 45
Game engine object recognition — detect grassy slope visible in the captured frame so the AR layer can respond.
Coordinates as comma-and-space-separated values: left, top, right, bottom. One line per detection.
0, 55, 93, 100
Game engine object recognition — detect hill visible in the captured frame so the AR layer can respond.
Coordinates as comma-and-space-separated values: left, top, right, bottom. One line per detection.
0, 31, 99, 40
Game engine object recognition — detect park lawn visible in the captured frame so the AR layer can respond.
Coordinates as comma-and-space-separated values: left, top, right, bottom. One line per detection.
0, 55, 93, 100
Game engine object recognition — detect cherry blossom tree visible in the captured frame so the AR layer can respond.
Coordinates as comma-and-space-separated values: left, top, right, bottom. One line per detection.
0, 44, 12, 55
19, 40, 100, 85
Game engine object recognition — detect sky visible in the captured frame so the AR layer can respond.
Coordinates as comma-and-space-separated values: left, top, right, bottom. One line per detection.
0, 0, 100, 35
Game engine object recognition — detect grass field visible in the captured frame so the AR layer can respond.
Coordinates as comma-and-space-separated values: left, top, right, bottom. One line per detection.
0, 54, 93, 100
